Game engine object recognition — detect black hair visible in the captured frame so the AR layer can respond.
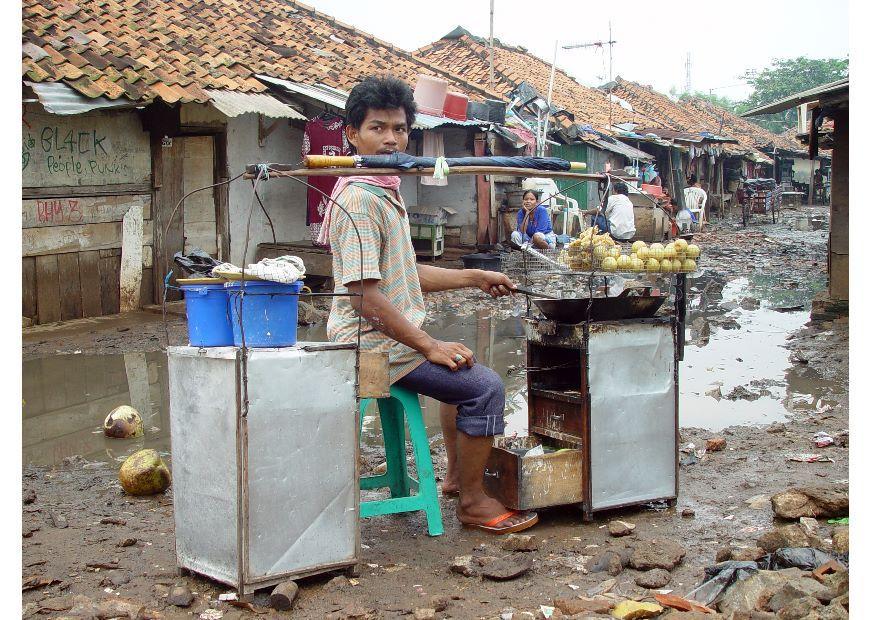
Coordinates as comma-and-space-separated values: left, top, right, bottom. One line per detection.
670, 198, 678, 206
345, 76, 418, 130
688, 174, 698, 184
613, 182, 628, 195
522, 189, 540, 200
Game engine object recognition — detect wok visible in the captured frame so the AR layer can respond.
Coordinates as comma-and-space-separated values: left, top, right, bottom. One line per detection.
532, 287, 666, 323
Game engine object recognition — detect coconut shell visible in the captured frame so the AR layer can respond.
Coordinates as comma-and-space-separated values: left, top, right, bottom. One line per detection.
104, 405, 144, 439
118, 449, 171, 496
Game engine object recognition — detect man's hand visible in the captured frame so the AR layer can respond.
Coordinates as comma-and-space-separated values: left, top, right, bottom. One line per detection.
424, 338, 475, 371
476, 270, 515, 298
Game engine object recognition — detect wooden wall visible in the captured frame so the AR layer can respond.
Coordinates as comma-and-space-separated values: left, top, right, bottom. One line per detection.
22, 104, 154, 324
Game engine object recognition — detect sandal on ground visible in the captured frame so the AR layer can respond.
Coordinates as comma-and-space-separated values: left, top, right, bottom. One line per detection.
463, 510, 539, 534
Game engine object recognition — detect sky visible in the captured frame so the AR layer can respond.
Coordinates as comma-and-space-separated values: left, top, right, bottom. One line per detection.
310, 0, 849, 102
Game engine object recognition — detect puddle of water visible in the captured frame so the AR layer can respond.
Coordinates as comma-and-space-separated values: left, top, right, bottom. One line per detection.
22, 352, 171, 467
23, 275, 840, 465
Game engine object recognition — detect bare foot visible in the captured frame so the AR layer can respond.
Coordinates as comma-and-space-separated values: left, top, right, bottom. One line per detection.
441, 473, 460, 495
456, 493, 532, 528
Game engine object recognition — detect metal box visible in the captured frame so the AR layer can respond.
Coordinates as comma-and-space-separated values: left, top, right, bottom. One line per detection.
168, 344, 359, 596
484, 318, 678, 519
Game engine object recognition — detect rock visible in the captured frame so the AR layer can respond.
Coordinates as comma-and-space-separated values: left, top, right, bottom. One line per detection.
717, 546, 733, 563
475, 555, 499, 566
726, 386, 759, 401
297, 301, 326, 325
372, 462, 387, 475
324, 603, 373, 620
821, 569, 849, 598
587, 551, 624, 576
831, 525, 848, 554
629, 538, 686, 571
118, 449, 171, 496
705, 385, 723, 399
608, 520, 636, 537
767, 584, 810, 612
501, 533, 539, 551
741, 297, 761, 310
481, 555, 533, 581
100, 572, 131, 587
746, 495, 773, 510
661, 613, 720, 620
100, 517, 126, 525
168, 585, 194, 607
725, 613, 777, 620
37, 596, 73, 613
413, 609, 436, 620
610, 600, 662, 619
634, 568, 671, 589
430, 595, 449, 612
270, 581, 299, 610
93, 597, 149, 618
822, 599, 849, 619
767, 423, 788, 434
706, 437, 727, 452
103, 405, 144, 439
798, 517, 819, 537
770, 486, 848, 520
775, 596, 822, 620
735, 547, 768, 562
719, 568, 828, 614
323, 575, 349, 592
757, 525, 822, 553
118, 538, 137, 547
553, 597, 613, 615
449, 555, 476, 577
49, 511, 68, 528
23, 489, 37, 505
681, 508, 696, 518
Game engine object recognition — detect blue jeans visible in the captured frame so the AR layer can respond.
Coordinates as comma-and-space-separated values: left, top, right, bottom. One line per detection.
592, 214, 610, 235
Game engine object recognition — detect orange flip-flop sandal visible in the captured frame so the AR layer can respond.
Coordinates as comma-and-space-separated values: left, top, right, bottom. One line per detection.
464, 510, 539, 534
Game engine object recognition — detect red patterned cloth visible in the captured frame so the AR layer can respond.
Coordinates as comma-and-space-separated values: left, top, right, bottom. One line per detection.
302, 114, 350, 243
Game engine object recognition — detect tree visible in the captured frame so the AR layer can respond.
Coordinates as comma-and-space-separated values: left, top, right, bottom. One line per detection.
738, 57, 849, 133
680, 91, 740, 114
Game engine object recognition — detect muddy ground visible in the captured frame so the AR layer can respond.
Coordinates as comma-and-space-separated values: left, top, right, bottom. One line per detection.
22, 206, 849, 619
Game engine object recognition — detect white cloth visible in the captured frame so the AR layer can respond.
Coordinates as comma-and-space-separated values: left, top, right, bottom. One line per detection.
684, 186, 707, 212
212, 255, 306, 284
420, 130, 447, 186
604, 194, 636, 240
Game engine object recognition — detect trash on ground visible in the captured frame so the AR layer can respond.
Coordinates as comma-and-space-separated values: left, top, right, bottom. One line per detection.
118, 449, 171, 496
812, 432, 835, 448
103, 405, 144, 439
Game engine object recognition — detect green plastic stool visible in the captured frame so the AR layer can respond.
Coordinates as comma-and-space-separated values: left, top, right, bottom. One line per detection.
359, 386, 444, 536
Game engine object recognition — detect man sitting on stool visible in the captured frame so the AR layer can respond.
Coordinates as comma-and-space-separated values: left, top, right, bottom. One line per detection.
584, 181, 636, 241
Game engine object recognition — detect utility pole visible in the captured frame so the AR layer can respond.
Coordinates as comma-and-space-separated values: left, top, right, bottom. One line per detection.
488, 0, 495, 91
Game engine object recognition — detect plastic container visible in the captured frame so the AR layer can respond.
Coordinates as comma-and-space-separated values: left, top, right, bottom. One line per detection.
461, 253, 502, 272
225, 280, 303, 348
180, 282, 235, 347
443, 92, 469, 121
413, 74, 448, 116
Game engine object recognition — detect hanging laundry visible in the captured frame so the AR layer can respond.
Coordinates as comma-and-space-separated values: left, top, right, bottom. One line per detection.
302, 112, 350, 245
420, 130, 447, 186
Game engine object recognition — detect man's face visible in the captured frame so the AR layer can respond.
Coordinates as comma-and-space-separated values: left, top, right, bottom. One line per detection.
345, 108, 409, 156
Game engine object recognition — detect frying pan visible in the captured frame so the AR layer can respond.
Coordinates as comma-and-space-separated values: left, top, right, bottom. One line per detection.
532, 287, 667, 323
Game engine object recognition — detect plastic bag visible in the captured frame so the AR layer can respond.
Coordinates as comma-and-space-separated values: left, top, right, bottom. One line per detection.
173, 248, 221, 277
763, 547, 844, 571
686, 561, 759, 606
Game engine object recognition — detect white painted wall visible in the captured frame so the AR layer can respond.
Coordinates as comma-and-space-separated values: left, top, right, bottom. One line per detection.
416, 128, 477, 240
227, 113, 307, 265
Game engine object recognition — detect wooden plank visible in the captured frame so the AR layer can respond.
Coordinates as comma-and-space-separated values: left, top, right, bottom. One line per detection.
57, 253, 83, 321
99, 253, 121, 315
78, 251, 103, 317
119, 204, 144, 312
22, 183, 153, 199
35, 255, 61, 324
23, 220, 154, 257
22, 257, 37, 320
214, 132, 230, 262
358, 351, 390, 399
140, 267, 154, 306
183, 220, 219, 254
22, 195, 151, 228
155, 135, 185, 301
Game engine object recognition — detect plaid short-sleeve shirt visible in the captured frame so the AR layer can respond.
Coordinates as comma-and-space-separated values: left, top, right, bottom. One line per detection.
327, 182, 427, 383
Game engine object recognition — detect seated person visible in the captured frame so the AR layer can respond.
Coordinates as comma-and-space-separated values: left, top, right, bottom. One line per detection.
510, 190, 557, 249
584, 181, 636, 241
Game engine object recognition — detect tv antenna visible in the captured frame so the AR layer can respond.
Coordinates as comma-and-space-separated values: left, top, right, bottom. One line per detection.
563, 21, 617, 83
685, 52, 692, 93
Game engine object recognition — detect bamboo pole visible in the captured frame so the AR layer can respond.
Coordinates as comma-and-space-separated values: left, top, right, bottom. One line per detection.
245, 165, 622, 182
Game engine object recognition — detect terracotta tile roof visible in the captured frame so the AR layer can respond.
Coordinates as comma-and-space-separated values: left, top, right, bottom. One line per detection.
414, 33, 658, 131
22, 0, 503, 105
605, 77, 715, 135
680, 97, 804, 153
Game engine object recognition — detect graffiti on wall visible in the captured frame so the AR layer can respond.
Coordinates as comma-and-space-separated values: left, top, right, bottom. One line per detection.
22, 106, 150, 188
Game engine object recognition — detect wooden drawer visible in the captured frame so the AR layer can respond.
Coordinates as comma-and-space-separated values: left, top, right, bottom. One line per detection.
529, 391, 586, 443
483, 437, 583, 511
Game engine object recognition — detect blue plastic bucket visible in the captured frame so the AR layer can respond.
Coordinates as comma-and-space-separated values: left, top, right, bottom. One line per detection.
225, 280, 303, 348
180, 283, 234, 347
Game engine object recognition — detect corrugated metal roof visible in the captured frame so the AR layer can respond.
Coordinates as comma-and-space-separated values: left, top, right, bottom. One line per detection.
24, 80, 140, 115
205, 89, 306, 119
592, 138, 654, 161
258, 74, 349, 109
741, 78, 849, 117
412, 113, 486, 130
